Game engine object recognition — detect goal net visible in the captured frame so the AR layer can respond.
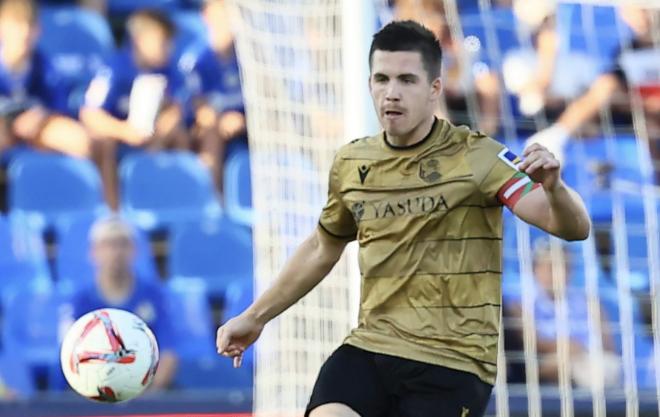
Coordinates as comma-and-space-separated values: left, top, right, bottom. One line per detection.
225, 1, 377, 415
226, 0, 660, 416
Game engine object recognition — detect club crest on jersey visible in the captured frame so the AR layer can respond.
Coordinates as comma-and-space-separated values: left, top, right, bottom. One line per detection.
498, 148, 522, 169
418, 159, 441, 183
358, 165, 371, 184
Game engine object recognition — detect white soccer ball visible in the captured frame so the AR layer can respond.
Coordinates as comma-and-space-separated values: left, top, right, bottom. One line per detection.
60, 308, 159, 402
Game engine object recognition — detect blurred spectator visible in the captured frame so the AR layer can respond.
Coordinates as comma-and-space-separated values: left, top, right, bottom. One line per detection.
505, 238, 620, 388
69, 216, 177, 390
526, 6, 660, 179
393, 0, 501, 136
39, 0, 106, 14
0, 375, 16, 400
503, 1, 599, 127
0, 0, 91, 159
80, 9, 190, 207
181, 0, 246, 192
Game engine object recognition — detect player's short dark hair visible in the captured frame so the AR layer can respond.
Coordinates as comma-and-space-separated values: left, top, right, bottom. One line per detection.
128, 9, 176, 40
369, 20, 443, 81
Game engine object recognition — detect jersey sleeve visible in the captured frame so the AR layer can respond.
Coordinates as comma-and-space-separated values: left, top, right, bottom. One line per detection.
318, 154, 357, 240
470, 134, 540, 209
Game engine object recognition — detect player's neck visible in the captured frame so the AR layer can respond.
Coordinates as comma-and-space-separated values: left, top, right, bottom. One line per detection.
98, 272, 134, 303
386, 116, 436, 148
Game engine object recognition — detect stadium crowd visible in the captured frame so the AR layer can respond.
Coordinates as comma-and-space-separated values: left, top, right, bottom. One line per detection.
0, 0, 657, 402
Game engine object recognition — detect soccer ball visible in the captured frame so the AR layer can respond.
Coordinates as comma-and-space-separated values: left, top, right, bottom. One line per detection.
60, 308, 159, 402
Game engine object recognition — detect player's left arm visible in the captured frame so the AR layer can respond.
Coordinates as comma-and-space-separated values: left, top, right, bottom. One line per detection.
512, 143, 591, 241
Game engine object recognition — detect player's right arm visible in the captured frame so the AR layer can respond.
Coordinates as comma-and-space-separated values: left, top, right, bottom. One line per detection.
217, 150, 356, 367
216, 226, 349, 367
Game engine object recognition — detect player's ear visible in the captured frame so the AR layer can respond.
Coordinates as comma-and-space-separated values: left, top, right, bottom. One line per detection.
430, 76, 442, 99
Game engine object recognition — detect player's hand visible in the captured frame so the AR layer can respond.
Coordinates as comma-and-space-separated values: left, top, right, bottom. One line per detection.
216, 313, 264, 368
519, 143, 561, 191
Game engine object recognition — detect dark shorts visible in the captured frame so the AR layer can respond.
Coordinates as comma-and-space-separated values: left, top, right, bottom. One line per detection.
305, 344, 493, 417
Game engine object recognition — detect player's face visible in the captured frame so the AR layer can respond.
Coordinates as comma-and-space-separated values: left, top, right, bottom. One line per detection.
92, 236, 135, 275
132, 25, 171, 69
369, 50, 441, 138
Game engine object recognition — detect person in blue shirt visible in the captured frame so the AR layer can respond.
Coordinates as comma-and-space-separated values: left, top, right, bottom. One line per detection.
70, 216, 178, 390
181, 0, 246, 192
0, 0, 91, 160
80, 9, 190, 208
504, 238, 619, 388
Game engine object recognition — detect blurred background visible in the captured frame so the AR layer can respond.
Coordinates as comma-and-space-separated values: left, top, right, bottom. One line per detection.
0, 0, 658, 416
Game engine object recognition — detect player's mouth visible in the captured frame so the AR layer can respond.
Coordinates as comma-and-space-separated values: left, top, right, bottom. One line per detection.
384, 110, 404, 120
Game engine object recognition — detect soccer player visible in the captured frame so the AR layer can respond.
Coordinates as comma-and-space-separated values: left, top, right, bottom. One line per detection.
217, 21, 590, 417
0, 0, 91, 158
69, 217, 178, 390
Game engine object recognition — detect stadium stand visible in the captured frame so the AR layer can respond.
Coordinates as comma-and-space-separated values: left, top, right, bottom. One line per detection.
55, 215, 159, 291
169, 216, 252, 297
7, 152, 108, 232
223, 146, 253, 226
119, 151, 222, 231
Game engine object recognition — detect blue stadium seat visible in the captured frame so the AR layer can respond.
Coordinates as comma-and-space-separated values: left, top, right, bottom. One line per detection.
38, 6, 114, 116
460, 8, 520, 67
635, 334, 657, 390
169, 217, 253, 297
108, 0, 179, 15
564, 136, 653, 223
55, 215, 159, 291
171, 10, 207, 59
166, 278, 215, 359
556, 4, 632, 71
0, 215, 51, 294
174, 355, 253, 392
172, 275, 253, 391
119, 151, 222, 231
8, 152, 108, 232
0, 144, 31, 168
224, 148, 253, 226
2, 280, 69, 369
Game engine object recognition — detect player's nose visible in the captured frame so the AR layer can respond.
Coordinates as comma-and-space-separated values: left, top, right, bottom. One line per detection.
384, 84, 401, 100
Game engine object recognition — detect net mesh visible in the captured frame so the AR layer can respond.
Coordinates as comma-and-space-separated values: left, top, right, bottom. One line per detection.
225, 1, 360, 415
